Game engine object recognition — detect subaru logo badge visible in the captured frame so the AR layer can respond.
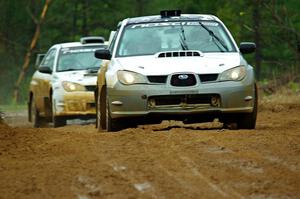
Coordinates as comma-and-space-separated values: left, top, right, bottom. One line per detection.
178, 74, 189, 80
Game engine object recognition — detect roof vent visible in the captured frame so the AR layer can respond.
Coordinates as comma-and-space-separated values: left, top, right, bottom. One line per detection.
156, 51, 203, 58
160, 10, 181, 18
80, 36, 105, 44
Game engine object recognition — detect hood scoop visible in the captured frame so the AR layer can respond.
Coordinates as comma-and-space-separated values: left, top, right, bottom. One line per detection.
156, 50, 203, 58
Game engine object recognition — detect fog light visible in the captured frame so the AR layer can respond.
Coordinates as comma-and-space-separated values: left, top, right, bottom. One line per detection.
211, 96, 220, 107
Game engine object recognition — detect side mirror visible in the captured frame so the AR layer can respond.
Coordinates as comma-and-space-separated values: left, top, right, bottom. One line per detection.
35, 53, 46, 68
38, 66, 52, 74
239, 42, 256, 54
95, 49, 111, 60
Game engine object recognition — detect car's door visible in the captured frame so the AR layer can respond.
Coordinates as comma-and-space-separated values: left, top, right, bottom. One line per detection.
34, 48, 57, 115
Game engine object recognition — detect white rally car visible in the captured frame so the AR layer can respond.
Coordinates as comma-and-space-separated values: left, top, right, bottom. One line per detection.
95, 10, 257, 131
28, 37, 107, 127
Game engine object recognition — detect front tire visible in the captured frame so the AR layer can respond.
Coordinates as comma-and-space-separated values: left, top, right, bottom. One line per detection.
96, 88, 107, 131
236, 83, 258, 129
30, 96, 47, 128
105, 93, 122, 132
53, 116, 66, 127
51, 98, 66, 128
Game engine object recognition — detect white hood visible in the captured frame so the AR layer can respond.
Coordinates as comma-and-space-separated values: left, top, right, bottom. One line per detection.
114, 53, 242, 75
53, 70, 97, 86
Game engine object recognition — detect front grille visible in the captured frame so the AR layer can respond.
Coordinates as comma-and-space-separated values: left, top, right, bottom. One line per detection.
171, 74, 197, 87
85, 85, 96, 92
151, 96, 182, 106
148, 94, 220, 106
87, 103, 96, 108
199, 74, 218, 82
147, 76, 167, 83
186, 95, 213, 104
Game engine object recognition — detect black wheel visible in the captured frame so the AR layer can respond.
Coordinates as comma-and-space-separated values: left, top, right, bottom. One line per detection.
53, 116, 66, 127
30, 96, 47, 128
105, 93, 122, 132
51, 98, 66, 128
96, 88, 106, 131
222, 121, 238, 130
236, 83, 258, 129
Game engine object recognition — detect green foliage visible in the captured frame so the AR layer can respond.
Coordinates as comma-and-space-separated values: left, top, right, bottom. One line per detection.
0, 0, 299, 104
0, 104, 27, 112
288, 81, 299, 92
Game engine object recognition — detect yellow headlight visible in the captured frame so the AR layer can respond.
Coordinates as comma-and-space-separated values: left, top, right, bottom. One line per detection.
231, 71, 239, 80
123, 73, 135, 84
219, 66, 247, 81
62, 81, 85, 92
117, 70, 147, 85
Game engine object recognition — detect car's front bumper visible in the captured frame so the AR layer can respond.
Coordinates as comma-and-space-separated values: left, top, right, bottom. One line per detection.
53, 91, 96, 117
107, 79, 255, 120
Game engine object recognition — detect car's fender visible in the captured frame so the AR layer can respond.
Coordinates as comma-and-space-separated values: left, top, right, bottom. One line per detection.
97, 60, 110, 95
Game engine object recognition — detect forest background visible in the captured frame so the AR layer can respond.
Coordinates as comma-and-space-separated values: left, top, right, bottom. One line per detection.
0, 0, 299, 104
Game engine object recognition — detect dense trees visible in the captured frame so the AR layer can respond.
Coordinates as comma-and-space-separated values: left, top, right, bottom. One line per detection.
0, 0, 299, 103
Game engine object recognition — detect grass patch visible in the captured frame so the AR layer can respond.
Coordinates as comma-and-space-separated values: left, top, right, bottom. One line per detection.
0, 104, 27, 112
259, 87, 300, 112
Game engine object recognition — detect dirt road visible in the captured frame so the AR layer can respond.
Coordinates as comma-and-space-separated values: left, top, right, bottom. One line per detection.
0, 101, 300, 198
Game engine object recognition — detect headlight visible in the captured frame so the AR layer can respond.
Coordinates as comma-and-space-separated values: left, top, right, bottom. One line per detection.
62, 81, 85, 92
219, 66, 247, 81
117, 71, 147, 85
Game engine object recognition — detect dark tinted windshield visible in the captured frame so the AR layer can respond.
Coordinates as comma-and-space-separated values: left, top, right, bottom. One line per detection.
57, 46, 102, 72
116, 21, 236, 57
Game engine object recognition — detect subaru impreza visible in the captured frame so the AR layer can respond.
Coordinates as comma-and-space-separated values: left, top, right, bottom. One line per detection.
95, 10, 257, 131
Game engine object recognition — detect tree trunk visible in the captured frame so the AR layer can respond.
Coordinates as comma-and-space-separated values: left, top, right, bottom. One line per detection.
81, 0, 89, 36
136, 0, 145, 16
13, 0, 52, 103
253, 0, 262, 80
72, 0, 78, 40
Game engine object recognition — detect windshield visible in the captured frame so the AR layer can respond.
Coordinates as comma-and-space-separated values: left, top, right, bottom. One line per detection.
116, 21, 236, 57
57, 46, 102, 72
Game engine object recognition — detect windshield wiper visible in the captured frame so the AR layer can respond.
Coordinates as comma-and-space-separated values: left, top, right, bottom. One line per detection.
58, 68, 79, 72
179, 22, 189, 50
86, 66, 99, 73
199, 22, 229, 52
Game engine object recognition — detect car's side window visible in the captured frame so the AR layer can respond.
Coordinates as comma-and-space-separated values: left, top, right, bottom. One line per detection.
40, 49, 57, 70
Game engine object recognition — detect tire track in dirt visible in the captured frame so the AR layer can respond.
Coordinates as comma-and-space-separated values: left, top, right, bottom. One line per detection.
86, 130, 164, 199
179, 155, 244, 199
87, 127, 242, 198
132, 127, 242, 199
140, 129, 245, 199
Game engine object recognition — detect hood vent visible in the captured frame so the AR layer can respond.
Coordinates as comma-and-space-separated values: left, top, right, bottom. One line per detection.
157, 51, 203, 58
